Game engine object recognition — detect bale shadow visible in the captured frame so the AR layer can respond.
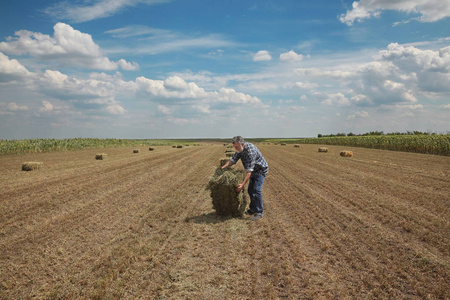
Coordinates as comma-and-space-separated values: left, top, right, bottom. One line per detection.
185, 212, 243, 224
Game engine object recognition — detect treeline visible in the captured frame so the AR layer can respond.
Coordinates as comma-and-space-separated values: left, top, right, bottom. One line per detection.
317, 131, 443, 138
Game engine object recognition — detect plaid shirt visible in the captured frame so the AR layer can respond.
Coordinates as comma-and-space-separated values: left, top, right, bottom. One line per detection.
230, 142, 268, 176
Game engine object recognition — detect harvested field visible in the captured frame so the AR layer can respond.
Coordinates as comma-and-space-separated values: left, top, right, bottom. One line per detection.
0, 144, 449, 299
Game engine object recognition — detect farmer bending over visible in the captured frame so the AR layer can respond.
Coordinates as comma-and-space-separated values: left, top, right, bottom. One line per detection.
222, 136, 269, 221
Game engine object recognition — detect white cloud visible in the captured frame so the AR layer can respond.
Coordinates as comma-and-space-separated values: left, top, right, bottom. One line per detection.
106, 104, 126, 115
346, 110, 369, 120
295, 81, 318, 90
280, 50, 303, 62
340, 0, 450, 25
43, 0, 172, 23
7, 102, 28, 111
39, 101, 54, 112
158, 104, 171, 115
0, 23, 138, 71
106, 26, 237, 55
118, 59, 139, 71
253, 50, 272, 61
0, 52, 33, 82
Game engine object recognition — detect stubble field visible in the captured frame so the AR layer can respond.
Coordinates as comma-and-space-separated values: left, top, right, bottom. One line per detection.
0, 144, 449, 299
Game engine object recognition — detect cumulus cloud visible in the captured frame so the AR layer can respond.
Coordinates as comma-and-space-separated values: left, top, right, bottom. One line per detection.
0, 52, 33, 82
293, 43, 450, 107
43, 0, 171, 23
7, 102, 28, 111
340, 0, 450, 25
280, 50, 303, 62
253, 50, 272, 61
295, 81, 318, 90
0, 23, 139, 71
39, 100, 54, 112
136, 75, 263, 108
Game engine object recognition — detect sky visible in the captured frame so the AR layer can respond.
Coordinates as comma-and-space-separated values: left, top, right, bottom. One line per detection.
0, 0, 449, 139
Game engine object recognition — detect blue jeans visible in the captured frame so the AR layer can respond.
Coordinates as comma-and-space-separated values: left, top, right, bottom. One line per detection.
248, 173, 265, 214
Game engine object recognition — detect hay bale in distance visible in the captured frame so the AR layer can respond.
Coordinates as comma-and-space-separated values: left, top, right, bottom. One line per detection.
22, 162, 43, 171
208, 167, 248, 217
281, 143, 287, 146
340, 150, 353, 157
318, 147, 328, 153
294, 145, 300, 148
95, 153, 107, 160
172, 145, 177, 148
177, 145, 183, 148
149, 147, 154, 151
133, 149, 140, 153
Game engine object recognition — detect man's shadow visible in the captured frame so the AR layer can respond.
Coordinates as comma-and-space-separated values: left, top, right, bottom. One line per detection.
185, 212, 243, 224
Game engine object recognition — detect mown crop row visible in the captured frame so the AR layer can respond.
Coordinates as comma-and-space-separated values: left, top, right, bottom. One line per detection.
266, 134, 450, 156
0, 138, 200, 155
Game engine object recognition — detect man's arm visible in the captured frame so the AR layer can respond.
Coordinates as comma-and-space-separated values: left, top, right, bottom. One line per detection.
236, 171, 251, 192
221, 160, 235, 169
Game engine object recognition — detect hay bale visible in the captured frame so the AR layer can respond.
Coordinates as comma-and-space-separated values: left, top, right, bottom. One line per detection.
294, 145, 300, 148
208, 167, 248, 217
318, 147, 328, 153
149, 147, 154, 151
281, 143, 286, 146
95, 153, 107, 160
133, 149, 140, 153
172, 145, 176, 148
177, 145, 183, 148
22, 162, 43, 171
219, 158, 229, 167
340, 150, 353, 157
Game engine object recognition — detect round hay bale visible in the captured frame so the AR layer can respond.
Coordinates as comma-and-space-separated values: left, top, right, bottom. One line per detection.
177, 145, 183, 148
318, 147, 328, 153
294, 145, 300, 148
95, 153, 107, 160
340, 150, 353, 157
208, 167, 248, 217
133, 149, 140, 153
281, 143, 287, 146
22, 162, 43, 171
149, 147, 154, 151
172, 145, 176, 148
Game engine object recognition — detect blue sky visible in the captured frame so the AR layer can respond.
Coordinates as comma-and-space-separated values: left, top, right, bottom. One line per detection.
0, 0, 449, 139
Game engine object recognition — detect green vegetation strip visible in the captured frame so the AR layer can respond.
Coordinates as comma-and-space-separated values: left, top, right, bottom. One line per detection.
0, 138, 201, 155
265, 135, 450, 156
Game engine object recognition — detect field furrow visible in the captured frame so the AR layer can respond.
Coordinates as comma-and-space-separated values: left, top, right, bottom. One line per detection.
0, 143, 448, 299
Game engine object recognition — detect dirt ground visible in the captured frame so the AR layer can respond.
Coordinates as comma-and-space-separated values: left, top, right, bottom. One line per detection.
0, 144, 449, 299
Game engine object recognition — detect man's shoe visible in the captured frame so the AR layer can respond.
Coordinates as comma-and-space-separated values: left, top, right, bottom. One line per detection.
251, 213, 263, 221
245, 209, 255, 215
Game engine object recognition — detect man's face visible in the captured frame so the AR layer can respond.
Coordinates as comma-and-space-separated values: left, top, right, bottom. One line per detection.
233, 142, 244, 153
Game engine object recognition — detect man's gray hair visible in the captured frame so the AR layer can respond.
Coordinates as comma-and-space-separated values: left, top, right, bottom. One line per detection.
232, 136, 245, 144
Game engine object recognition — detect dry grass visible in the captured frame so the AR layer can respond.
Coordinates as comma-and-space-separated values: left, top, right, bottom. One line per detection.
1, 144, 448, 299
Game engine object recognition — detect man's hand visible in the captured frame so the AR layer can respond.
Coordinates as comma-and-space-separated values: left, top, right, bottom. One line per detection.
236, 183, 244, 192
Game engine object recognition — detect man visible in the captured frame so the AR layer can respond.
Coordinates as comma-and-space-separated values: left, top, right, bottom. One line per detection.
221, 136, 269, 221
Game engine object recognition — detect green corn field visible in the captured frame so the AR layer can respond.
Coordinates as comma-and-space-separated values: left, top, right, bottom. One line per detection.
0, 138, 199, 155
267, 134, 450, 156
